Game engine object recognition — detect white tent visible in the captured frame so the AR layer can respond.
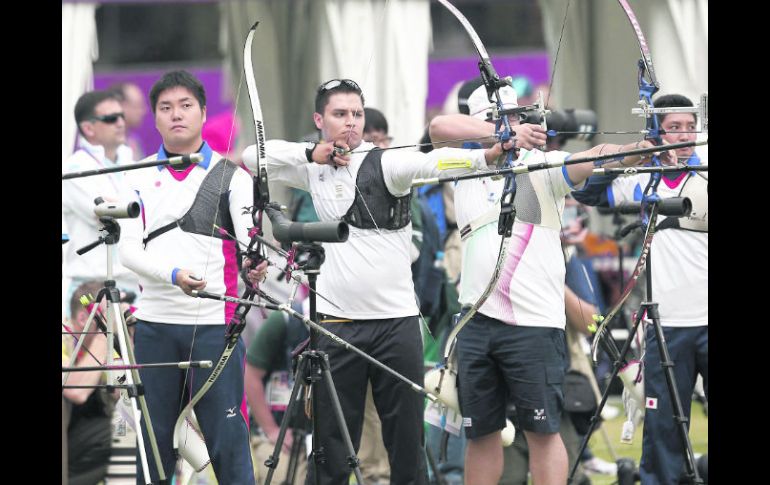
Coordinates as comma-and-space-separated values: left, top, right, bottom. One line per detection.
62, 2, 98, 163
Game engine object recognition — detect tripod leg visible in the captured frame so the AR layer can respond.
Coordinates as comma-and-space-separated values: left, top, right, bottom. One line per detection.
568, 309, 645, 484
318, 353, 365, 485
284, 427, 304, 485
111, 298, 167, 484
265, 354, 309, 485
424, 442, 448, 485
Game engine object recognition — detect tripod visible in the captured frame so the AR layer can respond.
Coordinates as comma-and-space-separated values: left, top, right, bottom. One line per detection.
568, 209, 702, 485
63, 216, 167, 485
192, 248, 450, 482
264, 243, 364, 485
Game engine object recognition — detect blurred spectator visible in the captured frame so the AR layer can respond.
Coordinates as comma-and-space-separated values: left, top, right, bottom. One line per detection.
109, 82, 149, 159
62, 89, 140, 318
62, 280, 118, 485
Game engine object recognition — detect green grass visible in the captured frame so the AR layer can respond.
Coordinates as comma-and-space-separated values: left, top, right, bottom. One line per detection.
584, 399, 708, 485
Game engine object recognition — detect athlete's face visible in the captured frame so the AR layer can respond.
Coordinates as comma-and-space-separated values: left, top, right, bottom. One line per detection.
314, 92, 364, 149
154, 86, 206, 153
660, 113, 697, 161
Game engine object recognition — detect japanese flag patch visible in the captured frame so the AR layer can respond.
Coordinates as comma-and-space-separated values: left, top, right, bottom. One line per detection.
646, 397, 658, 409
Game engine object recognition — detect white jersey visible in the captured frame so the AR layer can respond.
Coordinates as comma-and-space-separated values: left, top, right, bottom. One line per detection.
254, 141, 489, 320
456, 149, 575, 329
120, 143, 254, 325
607, 163, 708, 327
62, 139, 139, 287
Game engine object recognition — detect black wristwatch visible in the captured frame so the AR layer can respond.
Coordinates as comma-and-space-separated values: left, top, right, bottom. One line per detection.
305, 142, 317, 163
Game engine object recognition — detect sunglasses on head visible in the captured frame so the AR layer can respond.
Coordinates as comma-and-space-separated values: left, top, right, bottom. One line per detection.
317, 79, 361, 94
90, 112, 125, 124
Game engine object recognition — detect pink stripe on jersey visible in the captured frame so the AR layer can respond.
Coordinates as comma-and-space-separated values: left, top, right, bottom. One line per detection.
493, 223, 534, 324
166, 164, 197, 182
137, 193, 147, 230
222, 239, 238, 323
662, 171, 688, 189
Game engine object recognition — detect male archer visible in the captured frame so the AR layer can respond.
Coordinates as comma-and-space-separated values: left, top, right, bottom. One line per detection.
429, 80, 673, 485
573, 93, 707, 485
119, 70, 266, 484
244, 78, 514, 485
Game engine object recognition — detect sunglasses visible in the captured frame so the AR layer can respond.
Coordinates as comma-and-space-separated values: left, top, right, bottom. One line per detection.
317, 79, 362, 94
90, 112, 125, 124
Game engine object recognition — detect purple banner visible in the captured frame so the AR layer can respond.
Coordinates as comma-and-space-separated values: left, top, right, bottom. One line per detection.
92, 51, 547, 157
427, 52, 550, 109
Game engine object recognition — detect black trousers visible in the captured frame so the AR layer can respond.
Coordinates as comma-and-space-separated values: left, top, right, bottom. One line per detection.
305, 314, 427, 485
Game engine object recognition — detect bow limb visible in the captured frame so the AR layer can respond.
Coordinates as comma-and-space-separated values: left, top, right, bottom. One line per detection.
616, 0, 664, 207
563, 0, 664, 361
433, 0, 516, 371
172, 22, 268, 459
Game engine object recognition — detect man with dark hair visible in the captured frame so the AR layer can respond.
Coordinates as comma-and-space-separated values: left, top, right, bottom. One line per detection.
244, 79, 518, 485
62, 280, 117, 485
119, 69, 266, 484
573, 93, 707, 485
245, 298, 310, 483
363, 107, 392, 148
148, 70, 207, 116
63, 90, 139, 318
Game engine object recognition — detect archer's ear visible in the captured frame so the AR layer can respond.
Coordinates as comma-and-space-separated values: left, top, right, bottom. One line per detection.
313, 112, 323, 131
74, 308, 89, 330
79, 121, 94, 139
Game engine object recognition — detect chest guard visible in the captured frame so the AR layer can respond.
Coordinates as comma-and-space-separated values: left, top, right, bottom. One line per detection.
657, 172, 708, 233
460, 173, 539, 242
143, 159, 238, 246
343, 149, 411, 230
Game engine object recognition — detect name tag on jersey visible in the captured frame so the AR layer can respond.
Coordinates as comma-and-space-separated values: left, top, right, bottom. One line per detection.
437, 158, 472, 170
424, 400, 463, 436
266, 371, 293, 411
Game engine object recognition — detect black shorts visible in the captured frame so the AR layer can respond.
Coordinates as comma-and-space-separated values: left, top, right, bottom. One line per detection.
455, 312, 567, 438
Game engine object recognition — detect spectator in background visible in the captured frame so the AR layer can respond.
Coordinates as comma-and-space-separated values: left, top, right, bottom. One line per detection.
110, 82, 148, 160
245, 297, 310, 483
63, 280, 118, 485
362, 107, 393, 149
62, 90, 140, 318
202, 111, 241, 160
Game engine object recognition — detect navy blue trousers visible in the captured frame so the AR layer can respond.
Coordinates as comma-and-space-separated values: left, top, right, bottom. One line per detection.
640, 325, 708, 485
133, 321, 254, 485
